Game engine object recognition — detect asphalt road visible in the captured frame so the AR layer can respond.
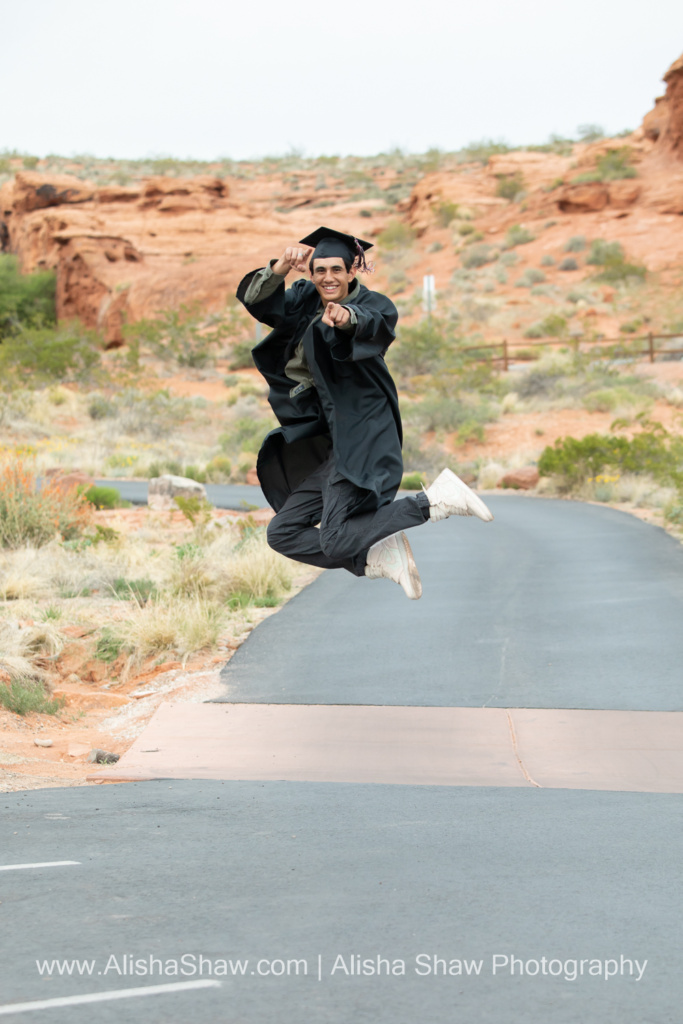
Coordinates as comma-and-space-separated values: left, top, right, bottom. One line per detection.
1, 496, 682, 1022
216, 494, 683, 710
93, 480, 267, 510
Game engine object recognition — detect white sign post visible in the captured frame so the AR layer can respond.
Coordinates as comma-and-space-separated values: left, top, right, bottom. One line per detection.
422, 274, 436, 319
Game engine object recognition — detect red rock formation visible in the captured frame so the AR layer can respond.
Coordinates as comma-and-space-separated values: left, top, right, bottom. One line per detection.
641, 52, 683, 158
0, 170, 386, 346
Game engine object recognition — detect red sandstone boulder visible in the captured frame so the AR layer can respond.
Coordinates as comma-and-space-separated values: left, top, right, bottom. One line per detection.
557, 182, 609, 213
500, 467, 539, 490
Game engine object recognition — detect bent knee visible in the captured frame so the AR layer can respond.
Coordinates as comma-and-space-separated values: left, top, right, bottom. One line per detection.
266, 517, 291, 554
318, 525, 356, 563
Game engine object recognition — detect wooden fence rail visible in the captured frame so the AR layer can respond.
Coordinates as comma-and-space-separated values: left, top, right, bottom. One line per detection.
460, 333, 683, 372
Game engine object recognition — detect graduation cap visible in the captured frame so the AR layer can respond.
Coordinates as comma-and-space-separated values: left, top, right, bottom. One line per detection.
299, 226, 374, 273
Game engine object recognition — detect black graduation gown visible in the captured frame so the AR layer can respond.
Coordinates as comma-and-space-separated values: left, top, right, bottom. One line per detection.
236, 270, 403, 514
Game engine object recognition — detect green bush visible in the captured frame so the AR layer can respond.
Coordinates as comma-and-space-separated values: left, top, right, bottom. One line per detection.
594, 259, 646, 285
538, 424, 683, 492
458, 140, 511, 164
183, 465, 207, 484
0, 255, 56, 336
573, 148, 637, 184
515, 269, 546, 288
564, 235, 586, 253
540, 255, 555, 266
435, 202, 458, 227
495, 173, 525, 200
95, 628, 125, 663
503, 224, 535, 249
0, 322, 101, 383
461, 244, 498, 269
0, 678, 66, 716
205, 455, 232, 482
586, 240, 624, 266
84, 485, 127, 510
559, 257, 579, 271
220, 417, 272, 455
229, 340, 254, 370
388, 319, 455, 379
88, 395, 116, 420
457, 223, 475, 236
401, 471, 426, 490
377, 220, 417, 249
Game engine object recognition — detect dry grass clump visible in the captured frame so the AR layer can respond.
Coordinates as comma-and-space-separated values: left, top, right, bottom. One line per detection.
0, 459, 93, 549
114, 597, 226, 669
227, 533, 294, 599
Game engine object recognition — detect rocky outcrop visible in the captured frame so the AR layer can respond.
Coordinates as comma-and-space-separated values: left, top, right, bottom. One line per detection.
0, 169, 386, 346
556, 180, 640, 213
641, 52, 683, 158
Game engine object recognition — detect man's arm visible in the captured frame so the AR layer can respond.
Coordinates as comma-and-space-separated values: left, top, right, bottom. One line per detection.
320, 294, 398, 362
239, 245, 314, 311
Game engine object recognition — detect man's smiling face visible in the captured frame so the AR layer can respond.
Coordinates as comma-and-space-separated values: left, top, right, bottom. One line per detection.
310, 256, 356, 304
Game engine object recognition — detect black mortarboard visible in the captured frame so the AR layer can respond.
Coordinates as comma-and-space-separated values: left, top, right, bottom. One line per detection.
299, 226, 373, 271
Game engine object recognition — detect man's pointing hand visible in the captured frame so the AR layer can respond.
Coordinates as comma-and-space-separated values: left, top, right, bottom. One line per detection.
321, 302, 351, 328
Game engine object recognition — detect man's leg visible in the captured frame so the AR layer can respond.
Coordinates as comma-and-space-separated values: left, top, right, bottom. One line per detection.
266, 459, 360, 573
318, 471, 431, 577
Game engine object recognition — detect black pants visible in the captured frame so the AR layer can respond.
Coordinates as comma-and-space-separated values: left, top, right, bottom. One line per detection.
266, 455, 431, 577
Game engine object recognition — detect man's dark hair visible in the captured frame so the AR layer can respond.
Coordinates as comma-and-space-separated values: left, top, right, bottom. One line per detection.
310, 254, 354, 273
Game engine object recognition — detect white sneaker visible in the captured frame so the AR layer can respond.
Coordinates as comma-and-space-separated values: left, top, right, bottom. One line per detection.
364, 531, 422, 600
424, 468, 494, 523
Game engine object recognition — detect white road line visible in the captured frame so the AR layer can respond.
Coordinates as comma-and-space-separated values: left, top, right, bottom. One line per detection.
0, 980, 221, 1016
0, 861, 80, 872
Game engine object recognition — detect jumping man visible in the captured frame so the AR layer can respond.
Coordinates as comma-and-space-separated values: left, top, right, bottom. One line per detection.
236, 226, 492, 600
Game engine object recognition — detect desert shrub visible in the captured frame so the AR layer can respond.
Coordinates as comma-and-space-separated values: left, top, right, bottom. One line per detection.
388, 319, 456, 379
114, 389, 193, 438
538, 423, 683, 492
427, 241, 443, 254
559, 257, 579, 271
228, 530, 293, 600
220, 418, 274, 455
84, 485, 127, 510
500, 251, 519, 267
0, 678, 65, 716
377, 220, 416, 250
524, 323, 544, 339
540, 255, 555, 266
435, 202, 458, 227
496, 173, 525, 200
594, 259, 646, 285
183, 465, 207, 484
88, 395, 116, 420
205, 455, 232, 482
503, 224, 534, 249
665, 500, 683, 526
587, 239, 624, 266
573, 148, 637, 184
0, 255, 56, 337
515, 269, 546, 288
582, 387, 648, 414
457, 223, 476, 236
0, 322, 101, 383
228, 340, 254, 370
578, 124, 605, 143
540, 314, 567, 337
461, 244, 498, 269
401, 471, 426, 490
405, 394, 496, 436
564, 235, 586, 253
123, 304, 245, 369
619, 320, 643, 334
95, 628, 125, 663
463, 232, 485, 244
458, 140, 511, 164
388, 270, 410, 294
0, 459, 93, 548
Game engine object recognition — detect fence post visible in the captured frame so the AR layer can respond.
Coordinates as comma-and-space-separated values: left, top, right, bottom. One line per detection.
503, 339, 508, 372
648, 332, 654, 363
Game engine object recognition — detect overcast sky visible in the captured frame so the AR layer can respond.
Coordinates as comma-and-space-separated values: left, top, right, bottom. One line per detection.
3, 0, 682, 162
